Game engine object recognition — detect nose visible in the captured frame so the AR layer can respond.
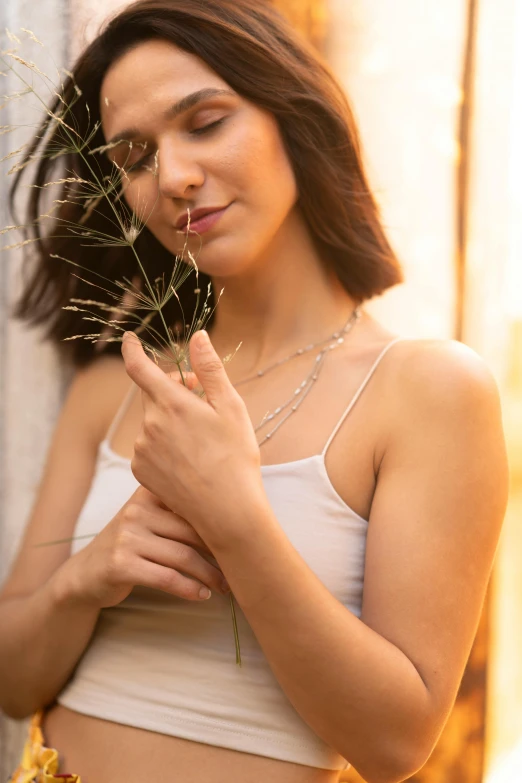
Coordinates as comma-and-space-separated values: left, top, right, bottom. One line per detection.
156, 138, 205, 199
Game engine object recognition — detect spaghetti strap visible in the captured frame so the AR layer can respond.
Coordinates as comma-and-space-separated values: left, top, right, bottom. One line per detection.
321, 337, 407, 458
105, 381, 139, 446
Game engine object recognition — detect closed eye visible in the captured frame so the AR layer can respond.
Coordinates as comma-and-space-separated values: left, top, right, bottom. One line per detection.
190, 117, 226, 136
125, 118, 226, 173
126, 154, 154, 174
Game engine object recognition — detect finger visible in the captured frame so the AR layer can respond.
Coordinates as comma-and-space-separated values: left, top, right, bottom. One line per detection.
138, 540, 228, 596
132, 556, 216, 601
129, 484, 167, 509
166, 370, 200, 393
128, 489, 213, 554
121, 331, 172, 404
181, 371, 200, 392
126, 484, 156, 508
146, 507, 213, 555
188, 330, 233, 408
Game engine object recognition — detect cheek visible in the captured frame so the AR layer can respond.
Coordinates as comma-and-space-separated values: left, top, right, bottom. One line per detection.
122, 178, 161, 222
223, 120, 297, 211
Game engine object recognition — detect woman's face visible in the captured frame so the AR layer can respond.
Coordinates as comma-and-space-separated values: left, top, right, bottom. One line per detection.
100, 38, 299, 278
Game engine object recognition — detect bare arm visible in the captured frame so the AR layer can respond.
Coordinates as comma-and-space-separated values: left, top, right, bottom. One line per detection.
207, 340, 509, 783
0, 574, 102, 720
0, 356, 229, 720
0, 357, 122, 719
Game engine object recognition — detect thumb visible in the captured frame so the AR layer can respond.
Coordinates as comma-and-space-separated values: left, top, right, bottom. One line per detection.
189, 330, 230, 408
121, 331, 169, 403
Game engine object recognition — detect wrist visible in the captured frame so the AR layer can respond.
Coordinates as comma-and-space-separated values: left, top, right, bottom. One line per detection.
207, 487, 277, 555
48, 559, 101, 613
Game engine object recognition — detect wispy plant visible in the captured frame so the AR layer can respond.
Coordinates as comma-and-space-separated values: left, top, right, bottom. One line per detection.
1, 31, 242, 666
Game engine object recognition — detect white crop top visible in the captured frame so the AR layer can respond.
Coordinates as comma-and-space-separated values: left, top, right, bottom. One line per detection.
57, 337, 405, 771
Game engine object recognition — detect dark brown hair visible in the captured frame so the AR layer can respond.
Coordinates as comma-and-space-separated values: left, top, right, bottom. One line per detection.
10, 0, 403, 368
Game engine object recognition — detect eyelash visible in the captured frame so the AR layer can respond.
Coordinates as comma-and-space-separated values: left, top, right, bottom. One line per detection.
190, 117, 226, 136
128, 118, 226, 173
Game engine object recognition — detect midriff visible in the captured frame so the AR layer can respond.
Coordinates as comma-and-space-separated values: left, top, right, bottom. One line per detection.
42, 702, 343, 783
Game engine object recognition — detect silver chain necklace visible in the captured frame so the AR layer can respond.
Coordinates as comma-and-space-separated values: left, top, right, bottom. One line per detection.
232, 305, 362, 387
232, 305, 362, 446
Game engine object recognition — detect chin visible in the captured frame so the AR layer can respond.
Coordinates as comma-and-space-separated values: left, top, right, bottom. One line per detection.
188, 255, 253, 279
171, 234, 259, 279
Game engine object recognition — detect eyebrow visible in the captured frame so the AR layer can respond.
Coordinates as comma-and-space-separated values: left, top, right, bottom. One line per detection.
105, 87, 236, 148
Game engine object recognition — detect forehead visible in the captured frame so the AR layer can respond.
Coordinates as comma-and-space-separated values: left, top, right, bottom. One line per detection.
100, 39, 229, 136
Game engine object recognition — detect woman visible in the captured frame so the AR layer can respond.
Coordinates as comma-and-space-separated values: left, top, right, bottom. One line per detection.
0, 1, 509, 782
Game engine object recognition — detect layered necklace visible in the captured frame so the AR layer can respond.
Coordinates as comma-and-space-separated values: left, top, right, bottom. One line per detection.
231, 305, 362, 447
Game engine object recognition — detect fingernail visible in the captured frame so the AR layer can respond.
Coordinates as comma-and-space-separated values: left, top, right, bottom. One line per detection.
199, 586, 212, 600
195, 330, 209, 349
220, 578, 231, 594
122, 331, 132, 341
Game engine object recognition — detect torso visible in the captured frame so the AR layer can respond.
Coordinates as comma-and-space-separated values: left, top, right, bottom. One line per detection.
43, 313, 413, 783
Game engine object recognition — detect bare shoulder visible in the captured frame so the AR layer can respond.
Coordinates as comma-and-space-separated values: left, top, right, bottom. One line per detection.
68, 354, 130, 446
385, 336, 502, 423
369, 337, 503, 475
75, 352, 127, 384
0, 356, 130, 602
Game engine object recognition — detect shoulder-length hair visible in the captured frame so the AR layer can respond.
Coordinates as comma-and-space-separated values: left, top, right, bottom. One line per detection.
10, 0, 403, 368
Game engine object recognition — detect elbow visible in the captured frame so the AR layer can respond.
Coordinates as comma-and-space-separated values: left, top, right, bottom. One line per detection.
1, 699, 36, 721
348, 737, 435, 783
2, 697, 53, 722
355, 757, 428, 783
0, 687, 49, 722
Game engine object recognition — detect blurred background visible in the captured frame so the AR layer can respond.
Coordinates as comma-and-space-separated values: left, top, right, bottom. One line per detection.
0, 1, 520, 781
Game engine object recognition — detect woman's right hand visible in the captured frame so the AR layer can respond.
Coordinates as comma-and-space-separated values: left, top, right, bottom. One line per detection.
58, 485, 230, 609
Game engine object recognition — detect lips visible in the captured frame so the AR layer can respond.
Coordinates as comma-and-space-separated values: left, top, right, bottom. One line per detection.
176, 206, 228, 231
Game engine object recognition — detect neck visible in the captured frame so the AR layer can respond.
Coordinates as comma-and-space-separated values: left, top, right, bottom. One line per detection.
206, 209, 361, 378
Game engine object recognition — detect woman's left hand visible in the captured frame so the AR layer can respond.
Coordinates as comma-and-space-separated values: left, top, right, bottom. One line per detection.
121, 329, 267, 546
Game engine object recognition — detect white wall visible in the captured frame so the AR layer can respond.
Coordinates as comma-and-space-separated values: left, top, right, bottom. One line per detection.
69, 0, 129, 61
0, 2, 69, 775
